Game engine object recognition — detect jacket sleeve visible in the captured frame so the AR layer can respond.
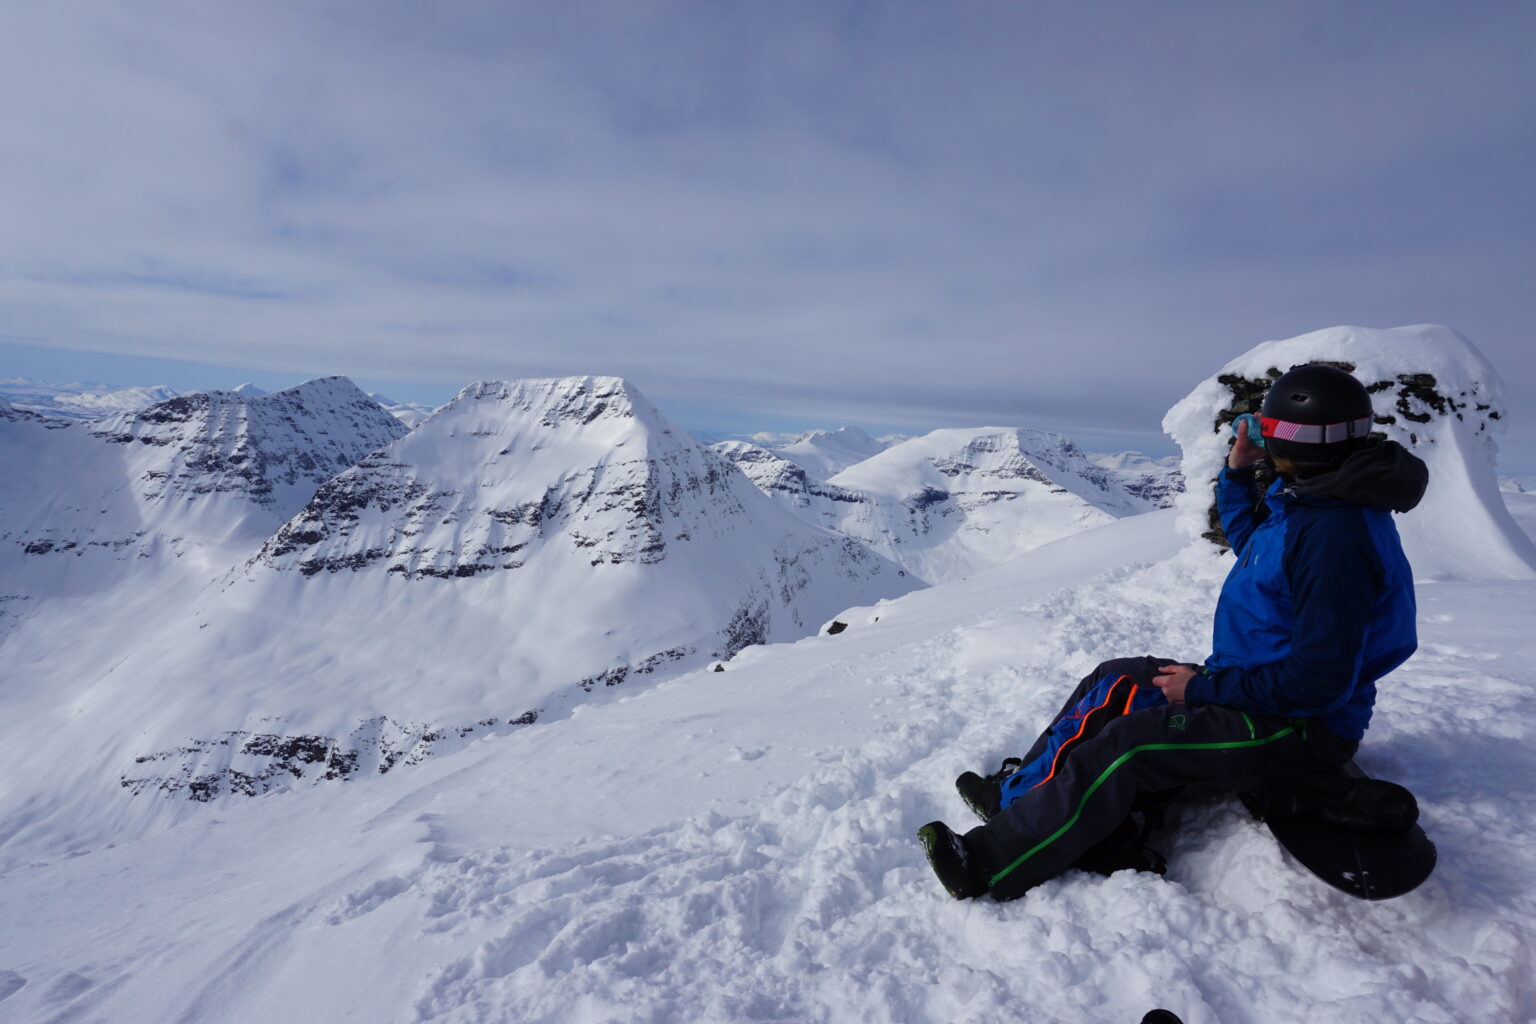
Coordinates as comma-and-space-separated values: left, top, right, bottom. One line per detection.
1187, 511, 1383, 716
1216, 466, 1264, 555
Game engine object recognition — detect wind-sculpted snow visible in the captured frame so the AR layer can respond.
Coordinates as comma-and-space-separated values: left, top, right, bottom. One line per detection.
1165, 324, 1536, 579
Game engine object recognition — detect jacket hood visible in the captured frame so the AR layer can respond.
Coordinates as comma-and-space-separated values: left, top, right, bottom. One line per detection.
1289, 439, 1429, 513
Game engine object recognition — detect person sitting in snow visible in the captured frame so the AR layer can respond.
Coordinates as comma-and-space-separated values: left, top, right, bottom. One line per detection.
919, 364, 1430, 901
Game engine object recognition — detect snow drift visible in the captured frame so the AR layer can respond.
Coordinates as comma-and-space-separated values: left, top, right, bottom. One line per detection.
1164, 324, 1536, 580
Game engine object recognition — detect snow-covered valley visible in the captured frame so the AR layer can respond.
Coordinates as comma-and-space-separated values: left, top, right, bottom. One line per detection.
3, 325, 1536, 1023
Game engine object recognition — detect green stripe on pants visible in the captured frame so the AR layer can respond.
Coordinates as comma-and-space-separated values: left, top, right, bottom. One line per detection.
989, 725, 1298, 887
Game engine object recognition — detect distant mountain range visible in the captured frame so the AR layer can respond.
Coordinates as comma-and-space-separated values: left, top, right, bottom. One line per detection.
714, 427, 1169, 583
0, 376, 436, 428
0, 375, 918, 811
0, 371, 1181, 814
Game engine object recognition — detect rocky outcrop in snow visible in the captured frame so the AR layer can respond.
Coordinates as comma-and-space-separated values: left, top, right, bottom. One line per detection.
1088, 451, 1185, 509
712, 441, 868, 513
87, 377, 409, 536
0, 376, 411, 642
1164, 324, 1536, 579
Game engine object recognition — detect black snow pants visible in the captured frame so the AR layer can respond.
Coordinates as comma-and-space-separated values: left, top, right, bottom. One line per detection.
964, 656, 1358, 901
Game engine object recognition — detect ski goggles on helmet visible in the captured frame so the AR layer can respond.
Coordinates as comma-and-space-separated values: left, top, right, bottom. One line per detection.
1231, 411, 1372, 448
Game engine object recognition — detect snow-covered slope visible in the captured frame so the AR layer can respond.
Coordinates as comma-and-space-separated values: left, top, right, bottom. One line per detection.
2, 504, 1532, 1023
6, 334, 1535, 1023
0, 377, 916, 847
1504, 490, 1536, 546
1165, 324, 1536, 580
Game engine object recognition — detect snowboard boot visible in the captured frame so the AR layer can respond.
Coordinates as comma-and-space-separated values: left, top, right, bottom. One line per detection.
955, 771, 1002, 823
917, 820, 987, 899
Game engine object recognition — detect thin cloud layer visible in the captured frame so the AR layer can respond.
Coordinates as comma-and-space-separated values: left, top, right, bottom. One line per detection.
2, 1, 1533, 460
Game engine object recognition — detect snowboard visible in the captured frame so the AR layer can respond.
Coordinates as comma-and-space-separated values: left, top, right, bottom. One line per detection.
1246, 762, 1436, 901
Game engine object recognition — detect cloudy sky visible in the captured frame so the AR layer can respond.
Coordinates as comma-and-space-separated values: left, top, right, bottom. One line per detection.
2, 1, 1534, 463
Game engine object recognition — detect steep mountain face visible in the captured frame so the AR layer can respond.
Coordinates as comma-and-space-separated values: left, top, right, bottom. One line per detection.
87, 376, 410, 539
0, 378, 411, 640
1164, 324, 1536, 579
1088, 451, 1185, 509
719, 427, 1152, 584
711, 440, 868, 517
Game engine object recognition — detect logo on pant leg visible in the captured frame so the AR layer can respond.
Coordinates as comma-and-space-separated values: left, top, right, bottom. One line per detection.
1168, 714, 1188, 733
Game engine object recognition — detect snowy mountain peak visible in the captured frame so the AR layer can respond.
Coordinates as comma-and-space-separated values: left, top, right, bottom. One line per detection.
231, 382, 268, 397
83, 375, 411, 541
449, 375, 664, 436
257, 375, 855, 579
1165, 324, 1536, 579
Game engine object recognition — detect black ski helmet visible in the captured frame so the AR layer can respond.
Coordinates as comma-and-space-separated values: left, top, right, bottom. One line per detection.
1259, 364, 1373, 468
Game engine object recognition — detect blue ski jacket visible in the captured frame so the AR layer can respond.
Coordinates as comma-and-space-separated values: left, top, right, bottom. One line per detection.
1185, 441, 1427, 741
